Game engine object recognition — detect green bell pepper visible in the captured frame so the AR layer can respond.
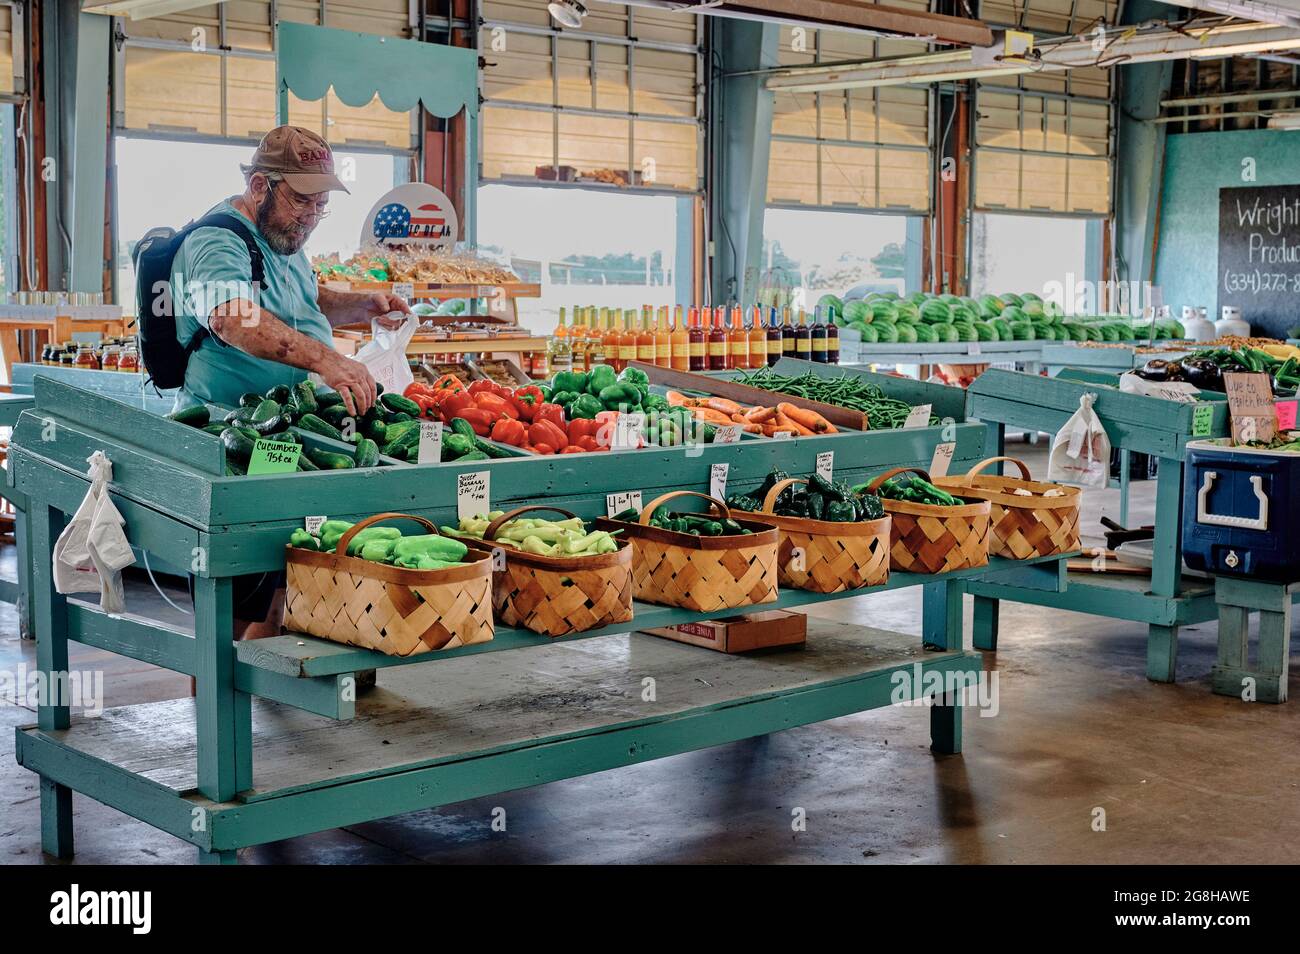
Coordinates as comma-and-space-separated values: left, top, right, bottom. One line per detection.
598, 382, 642, 410
587, 364, 618, 394
569, 393, 605, 419
618, 366, 650, 389
551, 370, 589, 395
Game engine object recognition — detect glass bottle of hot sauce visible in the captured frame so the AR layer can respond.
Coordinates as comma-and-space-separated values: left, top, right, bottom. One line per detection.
670, 305, 689, 371
587, 309, 606, 369
728, 305, 749, 369
687, 306, 706, 371
747, 305, 768, 370
826, 316, 840, 365
765, 306, 783, 367
621, 310, 640, 372
636, 306, 656, 368
781, 306, 796, 361
810, 305, 829, 363
707, 306, 729, 370
655, 305, 673, 368
793, 309, 813, 361
602, 308, 621, 371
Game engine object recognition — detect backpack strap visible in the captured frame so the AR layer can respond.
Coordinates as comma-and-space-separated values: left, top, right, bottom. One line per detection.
179, 211, 266, 355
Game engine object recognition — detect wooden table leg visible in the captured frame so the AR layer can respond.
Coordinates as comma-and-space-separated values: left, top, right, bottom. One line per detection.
32, 503, 74, 858
972, 595, 1000, 651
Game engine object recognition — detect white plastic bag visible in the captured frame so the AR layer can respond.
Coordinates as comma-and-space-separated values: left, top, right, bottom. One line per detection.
1047, 392, 1111, 489
52, 451, 136, 613
349, 314, 418, 396
1118, 371, 1200, 403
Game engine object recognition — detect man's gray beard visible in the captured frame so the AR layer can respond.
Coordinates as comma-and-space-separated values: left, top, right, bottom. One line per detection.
256, 193, 310, 255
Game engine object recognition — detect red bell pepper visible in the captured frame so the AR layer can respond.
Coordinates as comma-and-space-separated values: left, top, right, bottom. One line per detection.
531, 442, 556, 455
491, 417, 528, 447
512, 384, 546, 421
528, 419, 568, 450
567, 418, 601, 443
468, 379, 508, 397
534, 402, 566, 431
474, 392, 519, 420
450, 409, 495, 436
439, 390, 476, 420
561, 445, 585, 453
575, 435, 603, 452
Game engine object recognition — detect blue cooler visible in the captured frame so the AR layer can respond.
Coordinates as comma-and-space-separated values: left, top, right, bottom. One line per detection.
1182, 439, 1300, 581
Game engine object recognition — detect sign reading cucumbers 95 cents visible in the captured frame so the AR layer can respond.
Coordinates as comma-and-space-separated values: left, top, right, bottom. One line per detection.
1217, 184, 1300, 339
362, 182, 459, 250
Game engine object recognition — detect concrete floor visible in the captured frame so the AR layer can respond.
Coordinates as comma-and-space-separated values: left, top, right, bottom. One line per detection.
2, 437, 1298, 864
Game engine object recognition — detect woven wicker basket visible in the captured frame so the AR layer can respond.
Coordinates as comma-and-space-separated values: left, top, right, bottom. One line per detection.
466, 506, 634, 637
731, 477, 890, 594
595, 491, 779, 613
866, 467, 991, 574
283, 512, 494, 657
933, 456, 1081, 560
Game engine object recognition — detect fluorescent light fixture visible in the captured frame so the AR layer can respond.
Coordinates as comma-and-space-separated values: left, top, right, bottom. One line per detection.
1268, 111, 1300, 128
547, 0, 588, 29
82, 0, 220, 17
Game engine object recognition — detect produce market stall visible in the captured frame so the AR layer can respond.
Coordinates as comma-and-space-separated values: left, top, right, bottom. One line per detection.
11, 375, 1069, 863
965, 367, 1240, 682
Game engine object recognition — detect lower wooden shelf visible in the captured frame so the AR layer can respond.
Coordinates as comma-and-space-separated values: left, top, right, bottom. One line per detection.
17, 620, 977, 853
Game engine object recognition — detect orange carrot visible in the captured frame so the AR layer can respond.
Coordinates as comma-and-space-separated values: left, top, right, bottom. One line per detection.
703, 397, 742, 415
694, 408, 735, 425
665, 390, 689, 407
778, 402, 837, 434
746, 406, 779, 424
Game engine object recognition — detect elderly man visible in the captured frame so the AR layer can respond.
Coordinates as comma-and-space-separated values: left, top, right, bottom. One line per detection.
170, 126, 410, 640
171, 125, 410, 416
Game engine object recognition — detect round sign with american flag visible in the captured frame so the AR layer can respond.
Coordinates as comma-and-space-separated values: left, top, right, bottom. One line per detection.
360, 182, 459, 249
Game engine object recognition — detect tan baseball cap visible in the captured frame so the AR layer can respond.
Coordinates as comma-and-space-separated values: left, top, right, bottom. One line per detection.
241, 125, 350, 195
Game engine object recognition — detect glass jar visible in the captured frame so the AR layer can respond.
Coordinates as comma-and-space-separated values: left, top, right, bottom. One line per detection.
39, 344, 54, 365
117, 346, 140, 373
101, 346, 120, 371
74, 344, 100, 370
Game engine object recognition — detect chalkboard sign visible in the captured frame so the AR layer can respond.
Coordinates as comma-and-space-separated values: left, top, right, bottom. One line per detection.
1217, 184, 1300, 339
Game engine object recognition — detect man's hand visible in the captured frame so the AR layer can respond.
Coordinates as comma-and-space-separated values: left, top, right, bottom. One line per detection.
319, 353, 377, 417
367, 292, 414, 331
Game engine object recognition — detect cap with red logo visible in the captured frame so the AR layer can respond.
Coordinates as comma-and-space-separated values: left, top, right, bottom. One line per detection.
241, 125, 350, 195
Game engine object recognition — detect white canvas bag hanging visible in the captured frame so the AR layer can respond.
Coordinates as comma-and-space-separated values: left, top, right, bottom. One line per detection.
347, 314, 418, 396
1047, 392, 1112, 489
52, 451, 136, 612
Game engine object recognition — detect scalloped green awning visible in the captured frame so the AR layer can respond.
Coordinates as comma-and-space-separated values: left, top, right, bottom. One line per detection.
276, 22, 478, 118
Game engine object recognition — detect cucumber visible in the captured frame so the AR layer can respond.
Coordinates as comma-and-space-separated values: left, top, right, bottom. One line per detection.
252, 413, 293, 437
265, 385, 292, 404
306, 447, 356, 470
473, 437, 512, 459
364, 419, 388, 444
202, 422, 227, 437
297, 413, 344, 441
290, 381, 317, 415
251, 399, 282, 424
221, 427, 255, 465
225, 460, 246, 477
238, 393, 262, 409
224, 406, 258, 425
317, 404, 349, 428
380, 392, 422, 418
315, 390, 345, 409
296, 451, 319, 471
166, 405, 210, 428
354, 438, 379, 468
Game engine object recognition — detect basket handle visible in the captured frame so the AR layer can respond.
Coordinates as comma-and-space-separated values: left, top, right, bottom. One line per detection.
638, 490, 731, 526
761, 477, 806, 514
335, 511, 438, 557
864, 466, 932, 493
482, 505, 579, 543
963, 456, 1031, 480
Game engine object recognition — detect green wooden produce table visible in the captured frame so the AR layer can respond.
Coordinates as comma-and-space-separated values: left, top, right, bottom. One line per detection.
11, 374, 1068, 864
0, 391, 35, 636
962, 367, 1297, 684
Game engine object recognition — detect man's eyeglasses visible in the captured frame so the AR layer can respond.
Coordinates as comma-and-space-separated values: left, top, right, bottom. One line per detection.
269, 179, 330, 219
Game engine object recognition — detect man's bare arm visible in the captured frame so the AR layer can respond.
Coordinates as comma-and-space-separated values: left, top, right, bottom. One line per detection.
316, 285, 414, 328
209, 298, 376, 415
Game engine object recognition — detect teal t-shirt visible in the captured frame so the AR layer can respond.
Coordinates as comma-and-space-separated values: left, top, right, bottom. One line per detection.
170, 199, 333, 408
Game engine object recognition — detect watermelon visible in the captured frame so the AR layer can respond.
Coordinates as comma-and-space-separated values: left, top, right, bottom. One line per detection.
875, 322, 899, 343
857, 323, 879, 343
914, 323, 938, 343
817, 294, 844, 322
895, 301, 921, 323
932, 322, 958, 343
869, 299, 898, 322
954, 323, 977, 342
842, 300, 872, 325
920, 299, 950, 323
974, 321, 997, 341
895, 323, 918, 344
1001, 305, 1026, 323
1010, 321, 1036, 340
1022, 300, 1045, 318
1001, 292, 1024, 307
1020, 291, 1041, 303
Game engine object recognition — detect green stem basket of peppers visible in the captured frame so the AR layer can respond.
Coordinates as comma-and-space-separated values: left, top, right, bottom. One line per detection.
861, 467, 992, 575
595, 491, 781, 611
723, 470, 892, 594
281, 512, 496, 657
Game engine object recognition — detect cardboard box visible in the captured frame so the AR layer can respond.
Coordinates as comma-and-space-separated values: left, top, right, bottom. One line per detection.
641, 610, 806, 654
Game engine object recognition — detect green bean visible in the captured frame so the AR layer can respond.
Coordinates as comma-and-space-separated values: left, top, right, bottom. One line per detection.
733, 367, 938, 429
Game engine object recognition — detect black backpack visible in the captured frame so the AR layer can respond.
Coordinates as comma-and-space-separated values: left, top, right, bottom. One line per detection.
132, 212, 264, 390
